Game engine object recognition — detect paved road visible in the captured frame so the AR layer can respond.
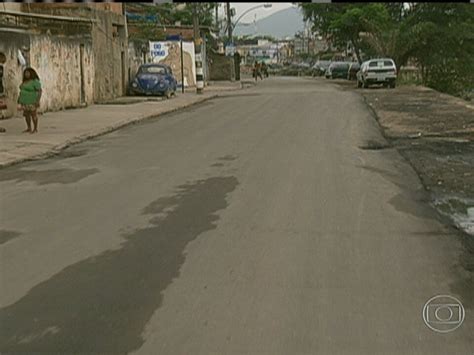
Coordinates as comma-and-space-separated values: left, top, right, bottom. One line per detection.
1, 77, 472, 354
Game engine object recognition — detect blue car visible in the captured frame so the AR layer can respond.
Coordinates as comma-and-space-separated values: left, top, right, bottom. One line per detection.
130, 64, 177, 98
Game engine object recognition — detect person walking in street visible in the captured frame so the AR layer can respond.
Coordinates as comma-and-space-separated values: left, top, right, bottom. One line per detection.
261, 62, 269, 78
18, 67, 42, 134
253, 61, 263, 82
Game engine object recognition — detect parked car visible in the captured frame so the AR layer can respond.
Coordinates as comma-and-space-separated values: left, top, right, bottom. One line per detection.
325, 62, 351, 79
279, 65, 300, 76
357, 58, 397, 88
347, 62, 360, 80
281, 62, 312, 76
267, 63, 283, 75
297, 62, 311, 69
312, 60, 331, 77
129, 64, 177, 98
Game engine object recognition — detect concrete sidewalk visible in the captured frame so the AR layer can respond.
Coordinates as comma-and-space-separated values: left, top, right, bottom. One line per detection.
0, 82, 242, 168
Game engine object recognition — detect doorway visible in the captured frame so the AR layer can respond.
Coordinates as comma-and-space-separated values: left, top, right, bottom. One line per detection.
121, 51, 126, 96
79, 44, 85, 105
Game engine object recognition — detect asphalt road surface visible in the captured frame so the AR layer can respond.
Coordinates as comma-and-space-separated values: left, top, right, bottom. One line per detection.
1, 77, 472, 354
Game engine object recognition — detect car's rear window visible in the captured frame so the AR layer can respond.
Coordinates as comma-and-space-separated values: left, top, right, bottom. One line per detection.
140, 66, 166, 74
369, 60, 394, 68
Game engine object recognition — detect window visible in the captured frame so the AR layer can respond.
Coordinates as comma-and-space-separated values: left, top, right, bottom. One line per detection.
0, 52, 5, 96
139, 66, 166, 74
0, 65, 4, 96
369, 61, 378, 67
384, 60, 394, 67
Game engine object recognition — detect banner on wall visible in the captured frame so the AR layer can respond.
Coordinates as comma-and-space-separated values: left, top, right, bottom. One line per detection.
149, 41, 196, 88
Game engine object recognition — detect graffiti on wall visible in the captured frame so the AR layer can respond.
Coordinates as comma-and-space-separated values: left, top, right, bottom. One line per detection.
149, 41, 196, 87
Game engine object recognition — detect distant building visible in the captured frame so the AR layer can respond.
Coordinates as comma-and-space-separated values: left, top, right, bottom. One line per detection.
293, 37, 306, 56
310, 33, 330, 55
292, 26, 333, 58
237, 40, 292, 65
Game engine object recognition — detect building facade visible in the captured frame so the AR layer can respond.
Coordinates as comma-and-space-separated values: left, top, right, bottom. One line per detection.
0, 9, 95, 118
0, 4, 128, 119
26, 4, 129, 102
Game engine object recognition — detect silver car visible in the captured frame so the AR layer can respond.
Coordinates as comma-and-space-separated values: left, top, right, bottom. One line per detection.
357, 58, 397, 88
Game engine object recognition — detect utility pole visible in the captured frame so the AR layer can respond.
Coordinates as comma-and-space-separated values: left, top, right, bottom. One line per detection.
276, 40, 279, 64
215, 4, 219, 34
226, 2, 232, 42
193, 3, 203, 94
180, 33, 184, 94
226, 2, 235, 81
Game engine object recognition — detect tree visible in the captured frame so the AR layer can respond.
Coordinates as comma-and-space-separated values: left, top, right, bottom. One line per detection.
155, 3, 216, 27
358, 6, 417, 71
300, 3, 474, 96
301, 4, 390, 64
127, 3, 218, 41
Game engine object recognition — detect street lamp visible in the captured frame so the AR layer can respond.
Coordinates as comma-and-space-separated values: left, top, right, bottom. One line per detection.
231, 3, 272, 36
224, 3, 271, 81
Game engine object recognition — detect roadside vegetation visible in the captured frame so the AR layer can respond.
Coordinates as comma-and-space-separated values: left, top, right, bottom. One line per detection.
300, 3, 474, 98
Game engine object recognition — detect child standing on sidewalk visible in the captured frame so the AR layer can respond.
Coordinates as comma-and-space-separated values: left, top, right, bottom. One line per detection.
18, 67, 42, 134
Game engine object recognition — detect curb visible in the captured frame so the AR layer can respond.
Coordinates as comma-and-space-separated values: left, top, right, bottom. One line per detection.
0, 94, 218, 169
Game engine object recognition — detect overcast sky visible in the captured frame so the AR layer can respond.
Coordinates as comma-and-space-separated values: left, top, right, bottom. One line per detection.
219, 3, 295, 24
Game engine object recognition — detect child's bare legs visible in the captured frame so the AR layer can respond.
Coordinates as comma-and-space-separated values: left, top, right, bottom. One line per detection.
23, 112, 32, 133
31, 111, 38, 133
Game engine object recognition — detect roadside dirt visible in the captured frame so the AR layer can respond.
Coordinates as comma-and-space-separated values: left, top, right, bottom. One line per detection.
336, 79, 474, 237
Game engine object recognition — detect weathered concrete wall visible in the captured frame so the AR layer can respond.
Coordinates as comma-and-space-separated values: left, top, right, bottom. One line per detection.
1, 3, 21, 11
30, 36, 94, 111
91, 10, 127, 101
0, 32, 94, 118
209, 52, 233, 81
0, 11, 95, 118
27, 3, 123, 16
19, 5, 128, 102
128, 40, 146, 87
0, 31, 30, 119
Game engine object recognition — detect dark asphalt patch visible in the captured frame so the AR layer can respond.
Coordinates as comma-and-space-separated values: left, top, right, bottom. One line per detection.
358, 164, 438, 222
212, 93, 262, 100
388, 191, 439, 222
0, 230, 22, 245
450, 232, 474, 310
359, 140, 391, 150
357, 165, 402, 184
0, 168, 99, 185
0, 176, 238, 354
218, 155, 238, 161
55, 149, 88, 159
